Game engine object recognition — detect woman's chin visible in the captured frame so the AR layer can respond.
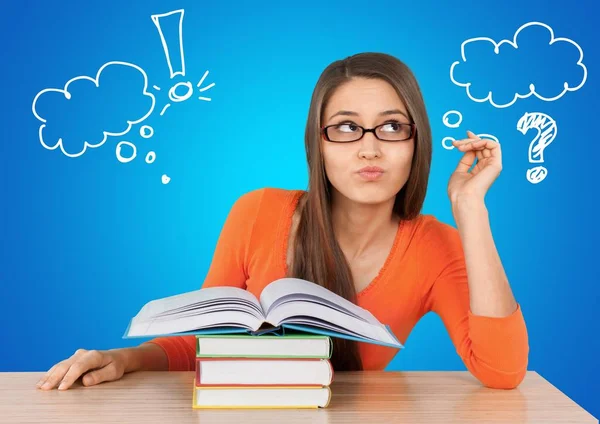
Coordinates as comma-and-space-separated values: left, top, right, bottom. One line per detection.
346, 187, 395, 205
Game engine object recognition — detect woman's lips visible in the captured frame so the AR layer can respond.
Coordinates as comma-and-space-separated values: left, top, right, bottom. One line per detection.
357, 171, 384, 181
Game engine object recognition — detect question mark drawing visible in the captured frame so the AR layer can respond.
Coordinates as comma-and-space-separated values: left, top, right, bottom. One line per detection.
516, 112, 557, 184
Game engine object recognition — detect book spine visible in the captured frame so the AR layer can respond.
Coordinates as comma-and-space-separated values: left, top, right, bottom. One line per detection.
327, 359, 334, 385
195, 335, 333, 359
323, 386, 332, 408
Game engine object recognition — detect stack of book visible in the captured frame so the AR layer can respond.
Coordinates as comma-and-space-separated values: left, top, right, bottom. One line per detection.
192, 333, 334, 409
123, 277, 403, 409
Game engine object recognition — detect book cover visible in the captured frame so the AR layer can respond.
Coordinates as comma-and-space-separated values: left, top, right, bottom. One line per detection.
195, 357, 334, 387
195, 333, 334, 359
192, 380, 332, 409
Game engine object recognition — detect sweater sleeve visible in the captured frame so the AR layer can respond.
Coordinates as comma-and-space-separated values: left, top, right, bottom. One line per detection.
420, 217, 529, 389
142, 188, 265, 371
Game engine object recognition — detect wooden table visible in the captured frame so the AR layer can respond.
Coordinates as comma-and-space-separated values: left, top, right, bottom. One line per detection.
0, 371, 597, 423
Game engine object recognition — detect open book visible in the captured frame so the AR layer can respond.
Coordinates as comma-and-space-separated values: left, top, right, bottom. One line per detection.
123, 277, 403, 349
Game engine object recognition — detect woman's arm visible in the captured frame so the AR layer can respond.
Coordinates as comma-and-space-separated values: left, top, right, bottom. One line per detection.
423, 131, 529, 389
451, 194, 517, 317
421, 213, 529, 390
448, 131, 517, 316
123, 343, 169, 372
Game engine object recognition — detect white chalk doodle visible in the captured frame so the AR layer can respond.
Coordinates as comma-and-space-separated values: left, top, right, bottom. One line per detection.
152, 9, 215, 115
116, 141, 138, 163
442, 110, 462, 128
442, 137, 456, 150
151, 9, 186, 78
450, 21, 587, 108
169, 81, 194, 103
32, 8, 216, 184
140, 125, 154, 138
517, 112, 557, 184
476, 133, 500, 144
146, 151, 156, 164
197, 70, 214, 101
442, 133, 499, 151
159, 104, 171, 116
32, 61, 155, 158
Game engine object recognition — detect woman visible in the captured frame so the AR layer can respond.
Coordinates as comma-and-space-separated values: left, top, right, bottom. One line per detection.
36, 52, 528, 391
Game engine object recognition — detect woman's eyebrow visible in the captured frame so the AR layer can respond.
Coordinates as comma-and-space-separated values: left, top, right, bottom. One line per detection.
327, 109, 409, 121
379, 109, 409, 119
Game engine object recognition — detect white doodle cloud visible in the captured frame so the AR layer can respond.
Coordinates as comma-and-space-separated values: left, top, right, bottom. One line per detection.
32, 61, 156, 158
449, 22, 587, 108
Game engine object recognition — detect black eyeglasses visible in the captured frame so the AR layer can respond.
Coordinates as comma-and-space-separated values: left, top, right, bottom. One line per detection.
321, 122, 416, 143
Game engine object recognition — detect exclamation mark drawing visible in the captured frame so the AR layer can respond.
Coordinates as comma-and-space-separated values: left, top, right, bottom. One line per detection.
151, 9, 215, 116
152, 9, 186, 78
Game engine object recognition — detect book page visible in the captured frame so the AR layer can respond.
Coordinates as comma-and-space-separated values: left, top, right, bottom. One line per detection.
127, 286, 264, 337
266, 301, 397, 345
125, 286, 266, 337
127, 309, 263, 337
261, 278, 398, 346
260, 278, 379, 324
135, 286, 263, 320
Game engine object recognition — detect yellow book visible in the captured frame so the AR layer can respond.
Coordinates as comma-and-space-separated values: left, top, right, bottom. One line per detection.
192, 379, 332, 409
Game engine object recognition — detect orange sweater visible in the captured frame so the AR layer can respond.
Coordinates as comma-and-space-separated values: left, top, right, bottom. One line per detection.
147, 187, 529, 389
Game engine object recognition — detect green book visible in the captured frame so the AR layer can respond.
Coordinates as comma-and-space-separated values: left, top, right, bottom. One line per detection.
196, 333, 333, 359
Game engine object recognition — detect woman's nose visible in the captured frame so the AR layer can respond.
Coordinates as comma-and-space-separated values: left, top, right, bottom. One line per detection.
358, 132, 381, 159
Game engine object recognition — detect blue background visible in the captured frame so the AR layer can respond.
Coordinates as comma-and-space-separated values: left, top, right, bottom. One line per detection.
1, 0, 598, 418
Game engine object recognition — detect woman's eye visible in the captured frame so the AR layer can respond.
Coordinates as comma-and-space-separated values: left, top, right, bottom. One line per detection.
381, 123, 401, 132
336, 124, 358, 132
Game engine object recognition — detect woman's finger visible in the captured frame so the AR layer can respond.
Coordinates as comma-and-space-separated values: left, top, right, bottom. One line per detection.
454, 150, 477, 173
36, 366, 57, 388
37, 349, 89, 390
36, 363, 60, 388
39, 362, 72, 390
58, 350, 107, 390
455, 139, 487, 150
452, 138, 476, 146
81, 362, 122, 387
461, 138, 497, 150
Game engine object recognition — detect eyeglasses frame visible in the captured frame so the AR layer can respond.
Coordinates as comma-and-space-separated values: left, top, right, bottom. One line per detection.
321, 122, 417, 143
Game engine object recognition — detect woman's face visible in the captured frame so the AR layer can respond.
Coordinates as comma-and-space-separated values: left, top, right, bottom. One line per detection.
321, 77, 415, 206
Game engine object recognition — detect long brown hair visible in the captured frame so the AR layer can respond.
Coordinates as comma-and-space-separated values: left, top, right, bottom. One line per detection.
287, 52, 432, 371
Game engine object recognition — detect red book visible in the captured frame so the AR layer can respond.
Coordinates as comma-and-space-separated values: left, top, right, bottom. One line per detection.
195, 357, 334, 387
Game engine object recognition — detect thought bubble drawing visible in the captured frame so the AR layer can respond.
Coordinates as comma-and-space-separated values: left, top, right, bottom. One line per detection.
32, 8, 217, 185
32, 62, 155, 158
116, 141, 137, 163
517, 112, 557, 184
140, 125, 154, 138
442, 137, 456, 150
442, 110, 463, 128
450, 21, 587, 108
150, 9, 215, 116
441, 110, 499, 150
